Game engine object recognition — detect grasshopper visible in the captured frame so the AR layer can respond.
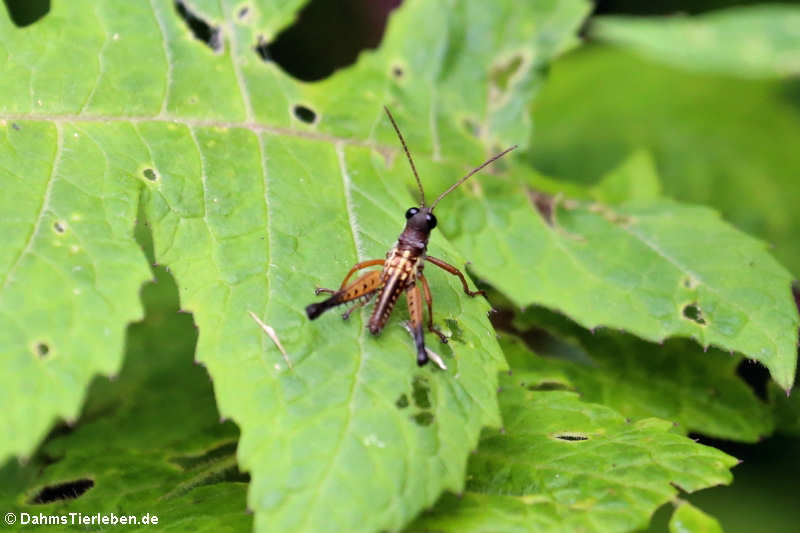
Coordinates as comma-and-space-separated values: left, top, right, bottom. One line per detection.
306, 107, 516, 368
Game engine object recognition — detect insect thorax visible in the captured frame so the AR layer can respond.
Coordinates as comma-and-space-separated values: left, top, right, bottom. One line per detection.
384, 244, 424, 284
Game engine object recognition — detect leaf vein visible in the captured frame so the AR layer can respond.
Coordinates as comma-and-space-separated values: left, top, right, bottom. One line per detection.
1, 122, 63, 294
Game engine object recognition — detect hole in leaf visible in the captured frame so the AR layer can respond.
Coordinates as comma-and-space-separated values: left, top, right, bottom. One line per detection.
411, 375, 431, 409
412, 412, 434, 426
293, 104, 317, 124
528, 189, 555, 226
444, 318, 464, 343
553, 432, 589, 442
391, 65, 404, 79
30, 478, 93, 504
53, 221, 66, 234
462, 117, 481, 138
395, 393, 409, 409
682, 303, 706, 325
3, 0, 50, 27
11, 122, 20, 131
491, 54, 523, 93
258, 0, 401, 81
174, 0, 222, 52
237, 5, 250, 20
682, 276, 700, 290
527, 381, 571, 392
34, 342, 49, 357
143, 168, 159, 182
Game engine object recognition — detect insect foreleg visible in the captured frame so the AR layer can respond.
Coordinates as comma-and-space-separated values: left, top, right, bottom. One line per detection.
425, 256, 485, 297
418, 273, 448, 343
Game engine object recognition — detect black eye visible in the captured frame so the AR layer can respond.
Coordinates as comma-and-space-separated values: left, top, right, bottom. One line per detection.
426, 213, 437, 229
405, 207, 419, 219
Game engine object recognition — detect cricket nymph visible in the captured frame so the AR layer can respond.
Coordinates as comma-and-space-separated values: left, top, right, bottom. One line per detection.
305, 107, 516, 368
369, 207, 435, 331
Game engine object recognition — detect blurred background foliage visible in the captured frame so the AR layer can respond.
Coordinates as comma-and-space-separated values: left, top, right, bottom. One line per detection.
536, 6, 800, 531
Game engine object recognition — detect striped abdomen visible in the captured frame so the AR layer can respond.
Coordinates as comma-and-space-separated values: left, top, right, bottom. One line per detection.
368, 246, 421, 334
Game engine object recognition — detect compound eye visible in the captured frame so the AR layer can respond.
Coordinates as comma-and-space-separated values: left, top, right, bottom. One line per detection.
426, 213, 437, 229
405, 207, 419, 219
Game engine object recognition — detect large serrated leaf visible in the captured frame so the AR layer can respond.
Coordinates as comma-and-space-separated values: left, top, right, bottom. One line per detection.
0, 120, 151, 461
0, 267, 249, 532
142, 130, 508, 533
406, 367, 737, 533
591, 5, 800, 78
0, 1, 591, 532
528, 46, 800, 276
443, 165, 798, 389
507, 309, 774, 442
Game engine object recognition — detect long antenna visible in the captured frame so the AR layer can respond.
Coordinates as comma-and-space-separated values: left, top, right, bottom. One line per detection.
430, 145, 518, 210
384, 106, 426, 206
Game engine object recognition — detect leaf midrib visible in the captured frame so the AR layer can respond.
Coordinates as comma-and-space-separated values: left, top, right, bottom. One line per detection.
0, 112, 394, 155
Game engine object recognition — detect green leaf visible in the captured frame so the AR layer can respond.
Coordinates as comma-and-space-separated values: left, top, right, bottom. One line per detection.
589, 149, 662, 205
303, 0, 592, 157
0, 119, 151, 461
0, 268, 250, 531
669, 500, 723, 533
444, 163, 799, 390
500, 323, 774, 442
528, 45, 800, 276
406, 365, 737, 533
0, 1, 591, 532
769, 382, 800, 437
591, 5, 800, 78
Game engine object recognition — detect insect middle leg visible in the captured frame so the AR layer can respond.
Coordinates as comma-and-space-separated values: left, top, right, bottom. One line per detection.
342, 291, 377, 320
306, 269, 383, 319
314, 259, 384, 295
418, 273, 448, 343
425, 256, 485, 297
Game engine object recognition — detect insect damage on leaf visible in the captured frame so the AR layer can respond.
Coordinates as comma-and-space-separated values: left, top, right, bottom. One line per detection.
174, 0, 222, 52
489, 53, 529, 108
292, 104, 317, 124
33, 342, 50, 358
30, 479, 94, 504
551, 432, 590, 442
683, 303, 707, 325
142, 168, 159, 182
528, 189, 556, 227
